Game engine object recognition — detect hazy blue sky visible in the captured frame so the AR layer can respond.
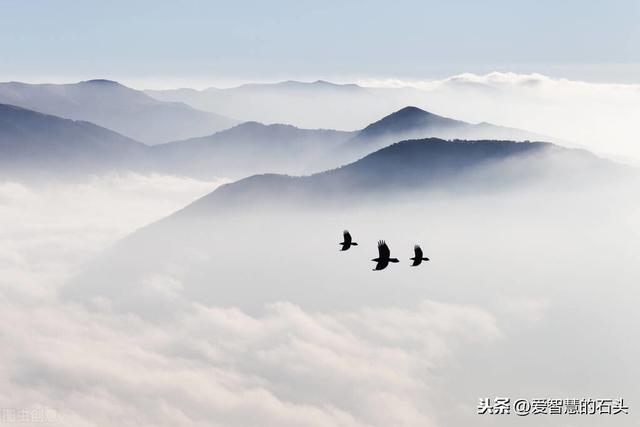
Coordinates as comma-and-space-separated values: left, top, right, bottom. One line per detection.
1, 0, 639, 87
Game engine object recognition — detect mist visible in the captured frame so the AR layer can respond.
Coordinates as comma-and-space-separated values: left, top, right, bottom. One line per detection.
391, 72, 640, 163
147, 72, 640, 163
3, 0, 639, 423
0, 163, 633, 426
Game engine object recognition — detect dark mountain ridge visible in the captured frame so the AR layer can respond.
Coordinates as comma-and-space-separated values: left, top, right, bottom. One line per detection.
345, 106, 546, 153
62, 136, 630, 313
0, 101, 577, 181
150, 106, 548, 179
358, 106, 466, 138
0, 103, 150, 178
177, 137, 616, 216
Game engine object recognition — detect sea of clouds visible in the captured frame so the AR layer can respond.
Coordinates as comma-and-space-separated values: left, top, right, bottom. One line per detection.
0, 174, 507, 427
2, 170, 639, 426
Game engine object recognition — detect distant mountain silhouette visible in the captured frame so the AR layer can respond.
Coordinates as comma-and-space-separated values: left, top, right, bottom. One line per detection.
63, 136, 630, 312
151, 121, 352, 178
145, 81, 551, 138
146, 80, 403, 130
0, 100, 575, 181
234, 80, 364, 92
147, 106, 547, 180
0, 103, 149, 178
0, 80, 237, 144
358, 106, 465, 138
345, 106, 545, 156
179, 138, 618, 215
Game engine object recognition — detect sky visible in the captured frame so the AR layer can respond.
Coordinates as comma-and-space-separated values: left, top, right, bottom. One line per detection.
1, 0, 640, 88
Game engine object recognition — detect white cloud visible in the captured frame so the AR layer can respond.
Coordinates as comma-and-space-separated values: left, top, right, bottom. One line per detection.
3, 172, 639, 427
0, 174, 502, 427
357, 72, 640, 162
0, 294, 499, 427
0, 173, 224, 295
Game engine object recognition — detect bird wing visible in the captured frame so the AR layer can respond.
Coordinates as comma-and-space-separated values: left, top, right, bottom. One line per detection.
343, 230, 352, 244
414, 245, 423, 259
375, 259, 389, 270
378, 240, 390, 259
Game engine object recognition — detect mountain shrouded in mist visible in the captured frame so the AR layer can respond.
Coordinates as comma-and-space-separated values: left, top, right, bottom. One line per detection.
150, 121, 351, 178
0, 79, 237, 144
145, 74, 640, 164
64, 136, 627, 313
0, 99, 575, 181
179, 137, 615, 213
149, 106, 548, 179
145, 80, 421, 130
0, 103, 150, 178
0, 93, 580, 184
4, 1, 640, 424
343, 106, 545, 155
145, 80, 551, 141
358, 106, 467, 138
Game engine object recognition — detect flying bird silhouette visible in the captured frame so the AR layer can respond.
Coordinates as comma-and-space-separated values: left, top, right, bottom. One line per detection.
372, 240, 399, 270
410, 245, 430, 266
339, 230, 358, 251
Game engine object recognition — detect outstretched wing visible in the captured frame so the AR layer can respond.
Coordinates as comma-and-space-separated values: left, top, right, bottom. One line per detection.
414, 245, 423, 259
343, 230, 352, 245
378, 240, 390, 259
374, 258, 389, 270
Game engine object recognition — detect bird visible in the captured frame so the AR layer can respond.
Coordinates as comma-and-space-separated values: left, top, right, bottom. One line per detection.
410, 245, 430, 266
372, 240, 399, 270
339, 230, 358, 251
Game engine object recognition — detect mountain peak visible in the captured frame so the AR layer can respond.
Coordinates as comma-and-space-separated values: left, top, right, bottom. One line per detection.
381, 106, 434, 122
393, 106, 428, 116
359, 106, 465, 138
80, 79, 122, 86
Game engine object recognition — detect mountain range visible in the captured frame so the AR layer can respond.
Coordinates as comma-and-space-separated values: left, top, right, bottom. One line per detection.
343, 106, 543, 155
145, 80, 445, 130
0, 98, 551, 180
151, 121, 350, 178
0, 79, 237, 144
0, 103, 150, 178
64, 136, 625, 312
154, 106, 544, 179
179, 137, 615, 214
144, 80, 556, 142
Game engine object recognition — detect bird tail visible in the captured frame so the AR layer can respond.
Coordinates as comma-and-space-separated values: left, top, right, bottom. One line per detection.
389, 258, 399, 263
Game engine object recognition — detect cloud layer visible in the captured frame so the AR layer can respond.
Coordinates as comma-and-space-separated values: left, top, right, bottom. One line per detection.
2, 164, 640, 426
0, 296, 499, 426
0, 174, 502, 427
358, 72, 640, 162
